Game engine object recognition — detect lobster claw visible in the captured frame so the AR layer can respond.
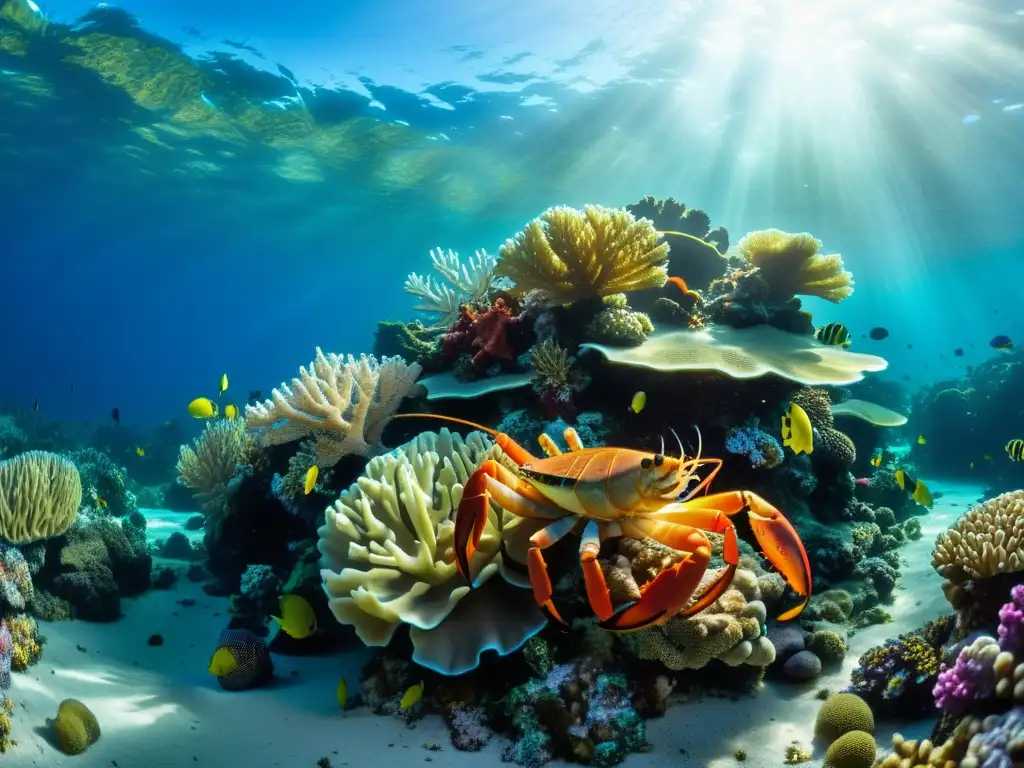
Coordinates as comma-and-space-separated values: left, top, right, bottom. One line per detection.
452, 461, 497, 584
599, 546, 713, 632
744, 492, 812, 621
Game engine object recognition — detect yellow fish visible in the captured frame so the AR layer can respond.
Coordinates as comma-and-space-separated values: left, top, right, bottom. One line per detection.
271, 594, 317, 639
337, 677, 348, 709
224, 404, 239, 420
969, 461, 975, 470
781, 402, 814, 455
136, 446, 145, 457
95, 497, 108, 509
895, 469, 933, 509
1006, 439, 1024, 462
219, 373, 229, 397
188, 397, 218, 419
304, 465, 319, 495
400, 680, 424, 711
628, 391, 646, 414
208, 647, 237, 678
917, 435, 927, 446
870, 451, 882, 468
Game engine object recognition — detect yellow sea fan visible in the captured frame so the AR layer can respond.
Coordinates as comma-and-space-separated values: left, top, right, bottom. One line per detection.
737, 228, 854, 303
496, 205, 669, 303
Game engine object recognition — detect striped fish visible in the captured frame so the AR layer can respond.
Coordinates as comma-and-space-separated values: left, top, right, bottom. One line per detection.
1007, 439, 1024, 462
815, 322, 852, 348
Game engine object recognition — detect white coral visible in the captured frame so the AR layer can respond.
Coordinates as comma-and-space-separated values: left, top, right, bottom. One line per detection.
404, 246, 497, 327
244, 348, 422, 467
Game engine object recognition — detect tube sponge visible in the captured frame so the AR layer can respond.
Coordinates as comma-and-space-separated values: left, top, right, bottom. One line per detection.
0, 451, 81, 544
245, 348, 422, 467
318, 428, 542, 674
496, 205, 669, 303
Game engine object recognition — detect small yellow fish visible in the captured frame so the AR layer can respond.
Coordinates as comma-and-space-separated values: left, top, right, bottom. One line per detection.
136, 446, 145, 457
304, 465, 319, 495
917, 435, 927, 446
271, 594, 317, 639
95, 497, 108, 509
219, 373, 229, 396
224, 404, 239, 420
870, 451, 882, 468
781, 402, 814, 455
337, 677, 348, 709
188, 397, 218, 419
208, 647, 237, 678
969, 461, 975, 470
400, 680, 425, 711
895, 469, 933, 509
629, 391, 646, 414
1006, 439, 1024, 462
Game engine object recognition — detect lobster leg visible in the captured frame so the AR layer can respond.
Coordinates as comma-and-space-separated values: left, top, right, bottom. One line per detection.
454, 459, 561, 583
527, 515, 580, 626
651, 491, 812, 621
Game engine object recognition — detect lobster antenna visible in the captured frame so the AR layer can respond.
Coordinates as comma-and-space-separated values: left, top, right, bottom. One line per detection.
392, 412, 499, 438
659, 435, 666, 456
670, 428, 684, 459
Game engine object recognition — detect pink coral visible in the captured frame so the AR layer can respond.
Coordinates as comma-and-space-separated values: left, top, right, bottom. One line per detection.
999, 585, 1024, 653
933, 638, 997, 713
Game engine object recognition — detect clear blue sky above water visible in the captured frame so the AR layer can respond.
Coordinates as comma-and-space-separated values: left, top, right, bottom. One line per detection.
1, 0, 1022, 428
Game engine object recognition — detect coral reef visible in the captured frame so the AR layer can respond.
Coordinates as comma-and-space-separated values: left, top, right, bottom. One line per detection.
0, 451, 82, 544
404, 246, 497, 327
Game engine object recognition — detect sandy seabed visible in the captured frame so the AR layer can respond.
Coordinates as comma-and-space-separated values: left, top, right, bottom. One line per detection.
3, 482, 980, 768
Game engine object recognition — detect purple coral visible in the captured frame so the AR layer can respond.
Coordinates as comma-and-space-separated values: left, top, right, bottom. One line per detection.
0, 621, 11, 690
725, 426, 783, 468
933, 637, 998, 714
998, 585, 1024, 654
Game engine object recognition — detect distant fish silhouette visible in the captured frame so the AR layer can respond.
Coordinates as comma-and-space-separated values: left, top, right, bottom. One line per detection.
111, 407, 120, 424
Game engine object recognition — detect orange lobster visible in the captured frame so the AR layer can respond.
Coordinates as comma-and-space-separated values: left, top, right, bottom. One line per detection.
394, 414, 811, 631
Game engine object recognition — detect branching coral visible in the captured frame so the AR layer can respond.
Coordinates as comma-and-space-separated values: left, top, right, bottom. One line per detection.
318, 428, 544, 675
176, 420, 250, 512
736, 229, 854, 303
0, 451, 81, 544
245, 348, 422, 467
932, 490, 1024, 583
404, 247, 497, 328
496, 205, 669, 303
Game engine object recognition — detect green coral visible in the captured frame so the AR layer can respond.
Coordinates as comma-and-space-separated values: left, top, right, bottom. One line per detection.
807, 630, 847, 664
52, 699, 100, 756
372, 320, 440, 366
824, 730, 876, 768
854, 607, 892, 628
523, 636, 554, 677
902, 518, 922, 540
585, 295, 654, 347
814, 693, 874, 744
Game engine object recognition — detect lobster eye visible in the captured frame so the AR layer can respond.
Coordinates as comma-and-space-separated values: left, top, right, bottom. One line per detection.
641, 457, 654, 471
654, 454, 665, 467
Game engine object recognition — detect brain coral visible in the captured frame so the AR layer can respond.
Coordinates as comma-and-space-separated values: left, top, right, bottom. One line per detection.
824, 730, 877, 768
815, 693, 875, 743
580, 325, 886, 386
0, 451, 81, 544
52, 699, 100, 755
932, 490, 1024, 582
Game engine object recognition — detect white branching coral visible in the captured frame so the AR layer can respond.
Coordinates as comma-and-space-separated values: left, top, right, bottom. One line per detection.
404, 246, 497, 327
244, 348, 422, 468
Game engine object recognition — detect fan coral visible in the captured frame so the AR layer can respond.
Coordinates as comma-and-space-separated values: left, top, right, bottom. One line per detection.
318, 428, 545, 675
932, 490, 1024, 582
404, 246, 497, 327
0, 451, 82, 544
176, 420, 250, 513
245, 349, 422, 467
725, 425, 784, 469
737, 229, 854, 303
496, 205, 669, 303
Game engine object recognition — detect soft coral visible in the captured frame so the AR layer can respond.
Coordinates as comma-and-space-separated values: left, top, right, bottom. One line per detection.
442, 298, 527, 372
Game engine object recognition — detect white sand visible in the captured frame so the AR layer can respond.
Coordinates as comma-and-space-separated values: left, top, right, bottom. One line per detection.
2, 486, 980, 767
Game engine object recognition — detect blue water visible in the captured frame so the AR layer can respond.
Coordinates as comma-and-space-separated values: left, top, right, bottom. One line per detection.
1, 0, 1022, 430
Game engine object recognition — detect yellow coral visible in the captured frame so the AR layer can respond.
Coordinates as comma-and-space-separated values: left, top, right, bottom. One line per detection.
496, 205, 669, 303
824, 730, 876, 768
7, 615, 41, 671
932, 490, 1024, 582
318, 428, 528, 647
245, 349, 422, 467
876, 729, 969, 768
815, 693, 874, 744
176, 420, 250, 512
0, 451, 81, 544
0, 697, 12, 753
52, 699, 100, 756
737, 229, 854, 303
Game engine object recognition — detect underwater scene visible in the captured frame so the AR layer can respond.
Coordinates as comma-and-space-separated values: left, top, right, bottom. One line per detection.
2, 0, 1024, 765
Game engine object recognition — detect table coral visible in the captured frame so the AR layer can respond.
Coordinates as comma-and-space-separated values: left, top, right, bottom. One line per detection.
245, 348, 422, 467
496, 204, 669, 304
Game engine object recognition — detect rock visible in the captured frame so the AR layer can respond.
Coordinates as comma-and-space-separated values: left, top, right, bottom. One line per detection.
184, 515, 205, 531
783, 650, 822, 681
767, 625, 806, 662
159, 532, 198, 561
